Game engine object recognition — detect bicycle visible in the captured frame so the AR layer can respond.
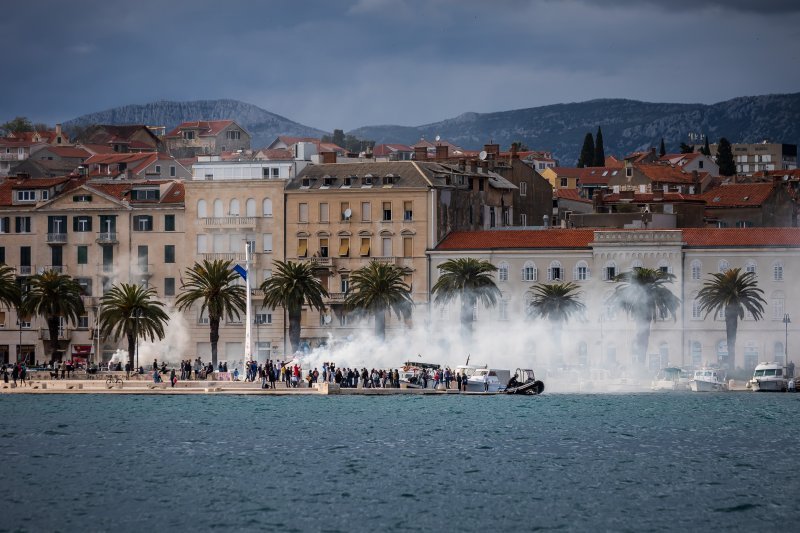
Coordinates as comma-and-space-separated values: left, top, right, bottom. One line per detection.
105, 376, 123, 386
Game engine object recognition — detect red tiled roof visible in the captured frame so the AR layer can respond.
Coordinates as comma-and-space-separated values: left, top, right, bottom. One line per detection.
257, 148, 293, 160
600, 192, 704, 203
554, 188, 592, 203
0, 176, 83, 206
604, 155, 624, 168
85, 180, 184, 204
551, 166, 621, 184
436, 230, 595, 251
165, 120, 236, 138
698, 183, 776, 207
682, 228, 800, 247
636, 164, 697, 184
373, 144, 413, 157
39, 146, 91, 158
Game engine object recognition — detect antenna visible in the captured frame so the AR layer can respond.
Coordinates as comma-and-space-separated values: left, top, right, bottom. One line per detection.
344, 208, 352, 220
478, 151, 487, 161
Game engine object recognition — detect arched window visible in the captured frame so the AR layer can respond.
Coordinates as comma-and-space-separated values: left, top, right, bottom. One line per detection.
497, 261, 509, 282
262, 198, 273, 217
772, 290, 785, 320
548, 260, 563, 281
690, 260, 701, 281
631, 259, 643, 269
658, 342, 669, 369
603, 289, 617, 321
246, 198, 256, 217
691, 341, 702, 368
229, 199, 240, 216
524, 292, 535, 318
774, 341, 786, 365
573, 260, 589, 281
716, 340, 729, 368
213, 199, 223, 218
578, 341, 588, 366
744, 341, 759, 371
745, 261, 756, 276
773, 261, 783, 281
603, 260, 617, 281
718, 259, 730, 273
691, 292, 702, 320
522, 261, 537, 282
197, 199, 207, 218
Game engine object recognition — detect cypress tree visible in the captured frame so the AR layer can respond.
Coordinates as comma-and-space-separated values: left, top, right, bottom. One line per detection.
716, 137, 736, 176
577, 132, 594, 168
703, 136, 711, 156
593, 127, 605, 167
659, 138, 666, 157
679, 142, 694, 154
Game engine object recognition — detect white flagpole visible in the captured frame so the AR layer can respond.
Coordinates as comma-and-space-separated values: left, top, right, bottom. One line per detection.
244, 241, 252, 378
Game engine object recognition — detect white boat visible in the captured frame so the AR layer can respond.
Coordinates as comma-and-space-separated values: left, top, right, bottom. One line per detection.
749, 362, 788, 392
689, 368, 727, 392
398, 361, 440, 388
651, 367, 691, 391
466, 368, 510, 393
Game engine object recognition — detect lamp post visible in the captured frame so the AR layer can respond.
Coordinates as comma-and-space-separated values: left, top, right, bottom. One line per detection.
783, 313, 791, 368
131, 310, 141, 370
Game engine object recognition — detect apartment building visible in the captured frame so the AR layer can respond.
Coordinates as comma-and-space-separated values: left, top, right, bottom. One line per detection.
165, 121, 251, 158
703, 142, 798, 175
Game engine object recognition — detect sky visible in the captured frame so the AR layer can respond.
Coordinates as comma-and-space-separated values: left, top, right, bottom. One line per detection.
2, 0, 799, 132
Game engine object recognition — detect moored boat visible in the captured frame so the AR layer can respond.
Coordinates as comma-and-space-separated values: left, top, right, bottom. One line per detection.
651, 367, 690, 391
749, 362, 788, 392
689, 368, 727, 392
504, 368, 545, 395
466, 368, 510, 392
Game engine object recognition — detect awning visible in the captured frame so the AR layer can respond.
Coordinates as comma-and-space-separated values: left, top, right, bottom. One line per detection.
339, 241, 349, 256
72, 344, 92, 354
359, 240, 370, 256
297, 240, 307, 257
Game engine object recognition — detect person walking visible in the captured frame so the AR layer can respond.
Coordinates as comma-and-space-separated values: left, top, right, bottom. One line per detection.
11, 363, 19, 386
170, 368, 177, 387
20, 363, 27, 387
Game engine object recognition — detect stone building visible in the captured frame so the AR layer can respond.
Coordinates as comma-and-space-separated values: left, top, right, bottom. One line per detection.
165, 121, 250, 158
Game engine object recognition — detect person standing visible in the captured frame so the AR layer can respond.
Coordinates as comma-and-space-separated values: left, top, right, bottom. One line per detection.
170, 368, 177, 387
11, 363, 19, 386
20, 363, 27, 387
456, 372, 462, 392
483, 372, 489, 392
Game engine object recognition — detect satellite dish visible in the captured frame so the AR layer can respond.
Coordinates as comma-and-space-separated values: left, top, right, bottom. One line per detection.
479, 151, 488, 161
344, 208, 352, 219
324, 314, 332, 324
435, 135, 441, 142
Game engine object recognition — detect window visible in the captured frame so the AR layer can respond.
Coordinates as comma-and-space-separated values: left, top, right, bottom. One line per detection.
131, 189, 159, 201
164, 278, 175, 297
382, 201, 392, 221
72, 216, 92, 232
246, 198, 256, 217
229, 199, 240, 216
298, 203, 308, 223
658, 261, 670, 274
774, 342, 786, 365
134, 215, 153, 231
519, 182, 527, 196
263, 234, 273, 253
403, 237, 412, 258
718, 259, 730, 273
522, 261, 537, 282
319, 203, 329, 223
339, 238, 350, 257
254, 312, 272, 325
773, 261, 783, 281
381, 237, 392, 257
499, 300, 509, 321
631, 259, 643, 269
560, 178, 568, 188
0, 247, 4, 264
498, 262, 509, 282
164, 245, 175, 264
403, 201, 413, 221
691, 297, 702, 320
170, 166, 176, 177
340, 202, 351, 221
164, 214, 175, 231
340, 274, 350, 293
297, 238, 308, 258
226, 130, 241, 140
603, 290, 617, 321
155, 165, 161, 174
16, 190, 36, 202
72, 194, 92, 203
690, 260, 701, 281
196, 234, 208, 253
745, 261, 756, 275
198, 309, 209, 325
271, 168, 279, 178
548, 261, 562, 281
197, 199, 207, 218
15, 217, 31, 233
320, 238, 329, 258
183, 130, 195, 140
772, 291, 785, 320
625, 167, 632, 177
262, 198, 273, 217
603, 261, 617, 281
361, 202, 371, 222
574, 261, 589, 281
77, 246, 88, 265
520, 214, 527, 226
0, 217, 8, 233
360, 237, 370, 257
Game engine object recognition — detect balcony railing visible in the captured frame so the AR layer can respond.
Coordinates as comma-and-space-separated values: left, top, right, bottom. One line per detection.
16, 265, 33, 276
133, 264, 154, 277
39, 328, 71, 340
0, 153, 23, 161
301, 256, 333, 268
327, 292, 347, 302
42, 265, 68, 274
199, 252, 256, 262
200, 216, 257, 227
46, 233, 67, 244
97, 264, 115, 275
373, 257, 398, 265
96, 232, 118, 244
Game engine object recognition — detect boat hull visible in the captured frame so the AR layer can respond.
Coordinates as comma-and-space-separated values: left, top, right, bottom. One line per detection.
690, 379, 725, 392
751, 379, 787, 392
505, 380, 545, 395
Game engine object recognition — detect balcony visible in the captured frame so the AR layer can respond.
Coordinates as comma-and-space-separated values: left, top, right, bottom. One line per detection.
133, 264, 154, 277
0, 153, 23, 161
16, 265, 34, 276
373, 257, 398, 265
39, 328, 71, 341
46, 233, 67, 244
326, 292, 347, 302
42, 265, 68, 274
301, 256, 333, 269
96, 232, 118, 244
97, 264, 115, 275
200, 216, 257, 228
199, 252, 255, 262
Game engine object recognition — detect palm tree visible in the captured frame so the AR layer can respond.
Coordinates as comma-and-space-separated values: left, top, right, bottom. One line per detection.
697, 268, 766, 370
0, 264, 21, 310
431, 258, 501, 338
176, 259, 246, 366
345, 260, 413, 340
260, 260, 327, 354
22, 270, 85, 362
99, 283, 170, 369
527, 282, 586, 363
607, 267, 680, 366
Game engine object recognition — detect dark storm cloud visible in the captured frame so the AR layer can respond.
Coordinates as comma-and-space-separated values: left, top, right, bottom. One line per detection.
1, 0, 799, 132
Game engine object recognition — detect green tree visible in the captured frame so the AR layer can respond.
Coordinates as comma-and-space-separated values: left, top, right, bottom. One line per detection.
260, 260, 327, 353
0, 264, 21, 310
607, 267, 680, 367
99, 283, 170, 369
332, 129, 346, 148
526, 282, 586, 362
1, 116, 33, 134
22, 270, 85, 362
176, 260, 246, 366
431, 258, 501, 338
697, 268, 766, 370
716, 137, 736, 176
577, 132, 595, 168
345, 261, 413, 340
593, 126, 605, 167
679, 142, 694, 154
659, 138, 666, 157
702, 136, 711, 156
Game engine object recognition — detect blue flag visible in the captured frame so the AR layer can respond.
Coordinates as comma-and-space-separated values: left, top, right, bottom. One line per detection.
233, 264, 247, 281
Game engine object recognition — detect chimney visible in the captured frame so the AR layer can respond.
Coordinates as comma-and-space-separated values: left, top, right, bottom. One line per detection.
414, 146, 427, 161
510, 143, 519, 159
321, 151, 337, 164
435, 144, 449, 160
484, 143, 500, 160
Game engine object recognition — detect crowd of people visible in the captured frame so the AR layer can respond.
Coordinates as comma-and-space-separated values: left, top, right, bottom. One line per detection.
1, 363, 28, 387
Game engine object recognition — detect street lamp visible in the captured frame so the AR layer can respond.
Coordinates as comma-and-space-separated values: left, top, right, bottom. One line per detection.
783, 313, 791, 368
131, 310, 141, 370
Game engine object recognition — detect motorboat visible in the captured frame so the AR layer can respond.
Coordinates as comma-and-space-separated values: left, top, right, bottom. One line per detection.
749, 362, 788, 392
504, 368, 545, 395
466, 368, 510, 393
398, 361, 440, 388
651, 367, 691, 391
689, 368, 727, 392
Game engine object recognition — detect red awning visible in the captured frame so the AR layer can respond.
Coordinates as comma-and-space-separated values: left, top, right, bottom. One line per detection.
72, 345, 92, 354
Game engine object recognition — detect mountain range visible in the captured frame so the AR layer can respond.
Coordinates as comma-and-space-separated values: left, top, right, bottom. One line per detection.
64, 93, 800, 165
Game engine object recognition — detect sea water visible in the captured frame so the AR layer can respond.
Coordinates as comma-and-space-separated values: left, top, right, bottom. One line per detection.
0, 393, 798, 532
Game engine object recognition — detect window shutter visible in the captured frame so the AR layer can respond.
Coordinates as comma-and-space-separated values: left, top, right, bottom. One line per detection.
73, 217, 79, 231
15, 217, 20, 233
573, 265, 578, 280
